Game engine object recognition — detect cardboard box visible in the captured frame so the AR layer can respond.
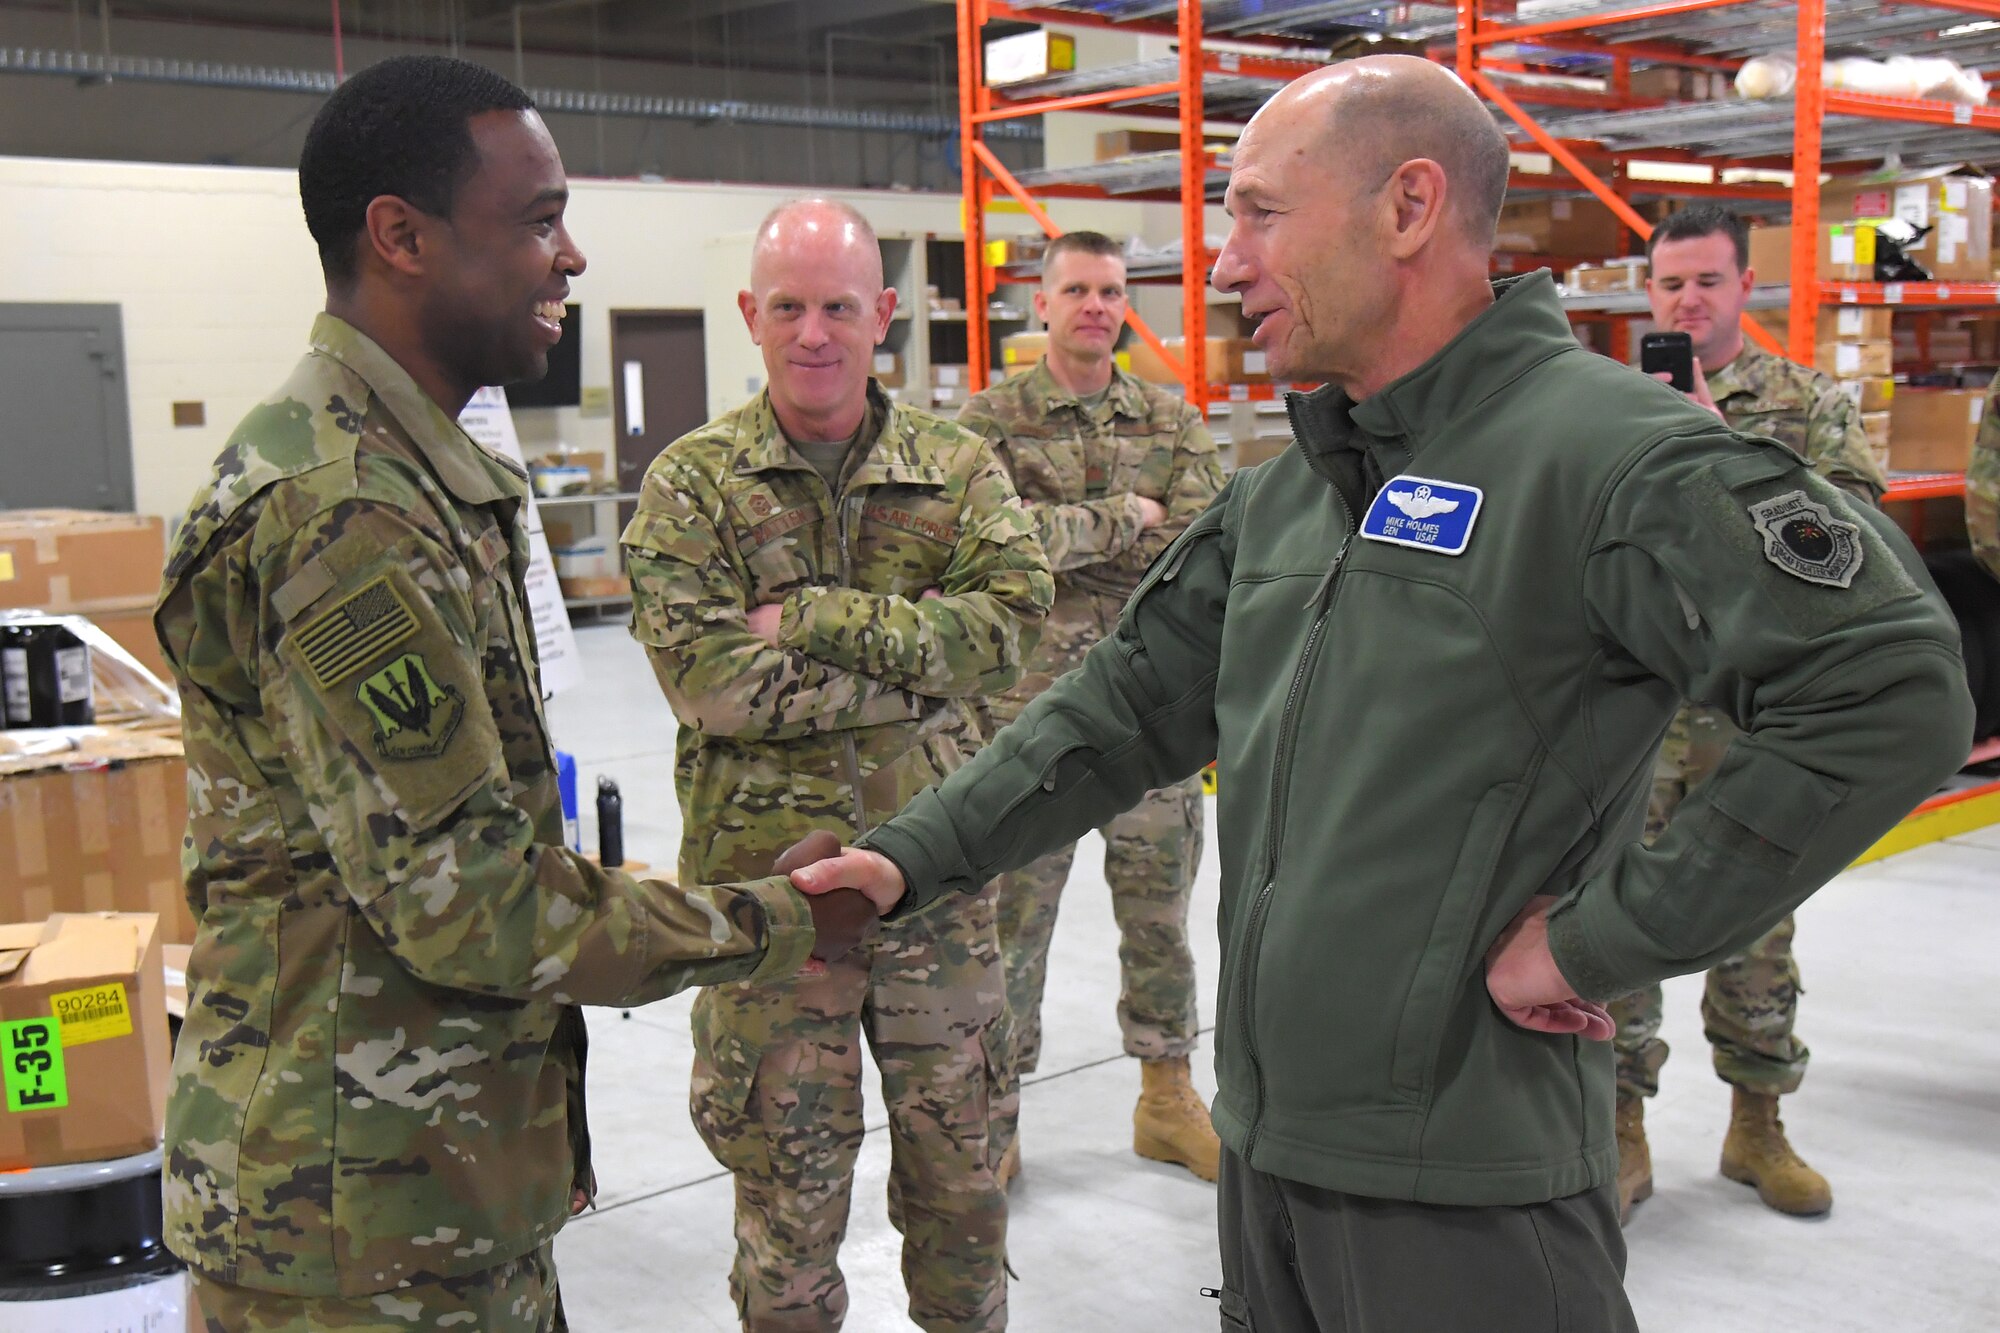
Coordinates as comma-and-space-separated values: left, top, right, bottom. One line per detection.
1001, 332, 1048, 374
0, 729, 193, 946
0, 511, 165, 614
0, 911, 170, 1169
1813, 340, 1893, 378
871, 350, 905, 389
1821, 165, 1994, 284
1233, 435, 1292, 469
985, 29, 1075, 86
1628, 66, 1729, 102
1760, 306, 1894, 343
85, 600, 170, 682
1837, 376, 1896, 414
551, 537, 617, 581
1888, 388, 1988, 472
1861, 410, 1892, 452
1494, 197, 1623, 257
1565, 260, 1648, 293
1123, 336, 1259, 385
1745, 222, 1878, 283
1094, 129, 1236, 162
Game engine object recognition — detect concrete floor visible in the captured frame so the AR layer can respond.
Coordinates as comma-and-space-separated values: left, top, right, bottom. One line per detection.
548, 624, 2000, 1332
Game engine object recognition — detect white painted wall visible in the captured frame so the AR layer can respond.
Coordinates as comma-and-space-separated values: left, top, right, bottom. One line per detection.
0, 154, 1178, 519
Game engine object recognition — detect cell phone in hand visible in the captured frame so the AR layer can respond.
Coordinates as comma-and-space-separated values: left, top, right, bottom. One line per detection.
1640, 331, 1695, 393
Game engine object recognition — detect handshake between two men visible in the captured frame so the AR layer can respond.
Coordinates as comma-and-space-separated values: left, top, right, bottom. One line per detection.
776, 828, 1615, 1038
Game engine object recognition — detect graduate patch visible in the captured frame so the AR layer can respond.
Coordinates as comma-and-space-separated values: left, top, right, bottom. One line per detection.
1748, 490, 1863, 589
356, 653, 464, 760
294, 575, 420, 688
1359, 476, 1483, 556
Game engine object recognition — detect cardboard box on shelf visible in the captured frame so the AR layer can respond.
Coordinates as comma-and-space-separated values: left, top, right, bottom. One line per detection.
1888, 388, 1988, 472
0, 911, 171, 1170
0, 728, 192, 946
1745, 223, 1878, 283
929, 364, 969, 388
984, 28, 1075, 86
1494, 197, 1623, 257
1000, 333, 1048, 374
1628, 66, 1729, 101
871, 350, 905, 389
1565, 260, 1648, 293
0, 510, 165, 614
1861, 409, 1891, 456
86, 600, 170, 681
1123, 336, 1257, 385
1821, 165, 1994, 285
1813, 340, 1893, 378
1837, 376, 1896, 414
1093, 129, 1236, 162
556, 573, 629, 602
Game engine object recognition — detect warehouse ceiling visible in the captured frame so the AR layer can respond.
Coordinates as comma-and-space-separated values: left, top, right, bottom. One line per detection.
1, 0, 965, 83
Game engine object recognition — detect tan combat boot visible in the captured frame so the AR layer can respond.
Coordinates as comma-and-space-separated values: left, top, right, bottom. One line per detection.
1133, 1057, 1221, 1182
995, 1138, 1021, 1192
1720, 1089, 1832, 1217
1615, 1092, 1653, 1225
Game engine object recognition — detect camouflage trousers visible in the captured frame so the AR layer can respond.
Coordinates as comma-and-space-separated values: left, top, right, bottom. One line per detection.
191, 1241, 562, 1331
995, 776, 1203, 1103
689, 880, 1011, 1333
1611, 716, 1809, 1099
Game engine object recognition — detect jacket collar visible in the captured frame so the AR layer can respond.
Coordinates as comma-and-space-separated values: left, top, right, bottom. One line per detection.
1024, 357, 1150, 420
308, 313, 523, 509
1702, 339, 1776, 404
1289, 271, 1578, 468
733, 383, 948, 488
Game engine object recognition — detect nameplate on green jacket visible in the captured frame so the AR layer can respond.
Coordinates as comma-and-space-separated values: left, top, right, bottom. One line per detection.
1359, 476, 1483, 556
1747, 490, 1864, 589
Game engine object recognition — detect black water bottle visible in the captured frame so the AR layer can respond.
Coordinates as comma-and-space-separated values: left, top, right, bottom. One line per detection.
0, 623, 29, 728
4, 621, 93, 727
596, 777, 624, 868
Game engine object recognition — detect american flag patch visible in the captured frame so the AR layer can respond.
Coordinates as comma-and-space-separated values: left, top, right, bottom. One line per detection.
295, 575, 420, 688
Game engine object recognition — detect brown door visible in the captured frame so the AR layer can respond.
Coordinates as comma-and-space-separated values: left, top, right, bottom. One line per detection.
612, 310, 708, 496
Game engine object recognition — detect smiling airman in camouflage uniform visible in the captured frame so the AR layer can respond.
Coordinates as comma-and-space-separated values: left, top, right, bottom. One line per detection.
1624, 205, 1889, 1225
1968, 369, 2000, 582
160, 59, 826, 1332
622, 199, 1051, 1333
957, 241, 1224, 1185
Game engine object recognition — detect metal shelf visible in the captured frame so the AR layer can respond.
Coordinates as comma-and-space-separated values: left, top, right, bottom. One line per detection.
1882, 471, 1967, 502
999, 0, 1453, 42
1560, 282, 2000, 313
1476, 0, 2000, 61
994, 57, 1295, 122
1523, 95, 2000, 167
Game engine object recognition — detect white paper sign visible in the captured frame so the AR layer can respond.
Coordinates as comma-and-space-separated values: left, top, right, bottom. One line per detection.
458, 387, 585, 697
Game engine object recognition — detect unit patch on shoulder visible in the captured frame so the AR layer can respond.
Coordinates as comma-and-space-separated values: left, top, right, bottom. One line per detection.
295, 574, 420, 688
1747, 490, 1863, 589
356, 652, 465, 760
1359, 476, 1484, 556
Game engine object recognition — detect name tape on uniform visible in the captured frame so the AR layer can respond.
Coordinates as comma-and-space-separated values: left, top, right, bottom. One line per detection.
1359, 476, 1484, 556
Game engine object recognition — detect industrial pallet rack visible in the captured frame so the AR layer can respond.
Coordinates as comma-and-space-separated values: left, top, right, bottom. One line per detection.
955, 0, 2000, 825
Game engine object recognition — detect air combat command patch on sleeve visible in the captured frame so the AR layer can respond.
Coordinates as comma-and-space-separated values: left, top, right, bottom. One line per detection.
356, 652, 465, 760
1748, 490, 1864, 588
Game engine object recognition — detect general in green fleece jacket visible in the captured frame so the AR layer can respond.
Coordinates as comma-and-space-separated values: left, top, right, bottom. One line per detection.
857, 265, 1971, 1209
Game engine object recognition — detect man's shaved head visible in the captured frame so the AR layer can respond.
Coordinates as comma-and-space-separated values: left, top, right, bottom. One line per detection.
752, 197, 883, 295
1294, 55, 1510, 246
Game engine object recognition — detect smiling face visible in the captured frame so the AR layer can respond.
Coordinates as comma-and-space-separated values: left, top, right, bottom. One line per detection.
1036, 248, 1128, 364
1212, 82, 1394, 386
414, 108, 585, 391
1646, 231, 1753, 369
740, 207, 896, 437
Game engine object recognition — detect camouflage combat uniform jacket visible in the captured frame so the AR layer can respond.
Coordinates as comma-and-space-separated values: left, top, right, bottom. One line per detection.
1967, 369, 2000, 581
1669, 340, 1891, 767
958, 359, 1222, 714
621, 384, 1052, 884
156, 315, 813, 1297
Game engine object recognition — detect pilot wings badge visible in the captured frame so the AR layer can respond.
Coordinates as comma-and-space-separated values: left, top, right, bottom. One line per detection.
1360, 476, 1484, 556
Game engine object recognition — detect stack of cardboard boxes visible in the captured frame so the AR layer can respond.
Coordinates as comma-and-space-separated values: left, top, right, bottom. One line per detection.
1746, 164, 1995, 287
0, 511, 169, 679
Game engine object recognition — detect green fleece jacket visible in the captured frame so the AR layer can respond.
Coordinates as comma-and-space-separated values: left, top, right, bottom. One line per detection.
862, 272, 1971, 1206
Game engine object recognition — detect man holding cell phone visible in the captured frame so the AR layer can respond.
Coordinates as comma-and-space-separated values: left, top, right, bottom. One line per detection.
1621, 204, 1887, 1225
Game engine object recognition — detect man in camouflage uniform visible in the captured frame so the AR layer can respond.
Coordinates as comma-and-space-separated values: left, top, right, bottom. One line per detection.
957, 230, 1225, 1185
157, 59, 871, 1331
1968, 368, 2000, 581
621, 199, 1052, 1332
1621, 204, 1888, 1222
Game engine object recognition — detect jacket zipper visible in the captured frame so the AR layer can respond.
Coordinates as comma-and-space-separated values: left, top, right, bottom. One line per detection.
1238, 485, 1356, 1165
836, 489, 869, 838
